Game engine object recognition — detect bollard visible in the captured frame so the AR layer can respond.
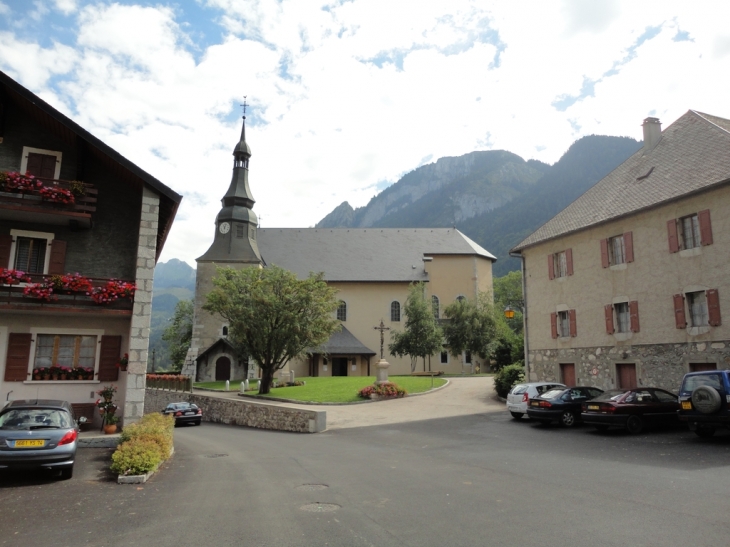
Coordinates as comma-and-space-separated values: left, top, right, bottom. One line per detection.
244, 379, 249, 391
225, 380, 230, 391
240, 382, 245, 393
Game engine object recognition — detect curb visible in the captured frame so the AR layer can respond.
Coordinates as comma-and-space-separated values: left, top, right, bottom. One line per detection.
78, 434, 121, 448
117, 446, 174, 485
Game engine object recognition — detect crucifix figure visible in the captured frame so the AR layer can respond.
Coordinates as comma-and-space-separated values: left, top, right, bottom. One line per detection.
373, 319, 390, 360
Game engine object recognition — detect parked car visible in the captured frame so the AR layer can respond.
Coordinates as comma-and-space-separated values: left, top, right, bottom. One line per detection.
507, 382, 566, 419
162, 402, 202, 426
527, 386, 604, 427
677, 369, 730, 437
0, 399, 80, 480
581, 388, 679, 434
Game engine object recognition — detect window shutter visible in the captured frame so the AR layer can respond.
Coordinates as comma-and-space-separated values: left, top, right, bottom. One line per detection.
48, 240, 66, 275
550, 313, 558, 339
604, 304, 615, 334
624, 232, 634, 263
566, 248, 574, 276
98, 335, 121, 381
547, 254, 554, 280
629, 300, 640, 333
698, 209, 713, 246
0, 233, 12, 268
569, 309, 577, 337
707, 289, 721, 326
600, 239, 609, 268
673, 294, 687, 329
4, 333, 32, 382
667, 219, 679, 253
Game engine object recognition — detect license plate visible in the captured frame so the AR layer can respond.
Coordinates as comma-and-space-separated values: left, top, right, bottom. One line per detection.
185, 411, 195, 415
530, 402, 539, 407
587, 405, 599, 410
681, 401, 692, 410
14, 439, 45, 448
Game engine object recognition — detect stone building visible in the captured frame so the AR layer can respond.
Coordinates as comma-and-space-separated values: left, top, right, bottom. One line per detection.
0, 70, 181, 425
510, 111, 730, 391
185, 117, 497, 381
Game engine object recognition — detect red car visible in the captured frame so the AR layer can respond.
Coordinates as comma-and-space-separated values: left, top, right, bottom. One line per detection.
581, 388, 679, 434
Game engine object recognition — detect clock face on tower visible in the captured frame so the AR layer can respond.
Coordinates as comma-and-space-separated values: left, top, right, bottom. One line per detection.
219, 222, 230, 234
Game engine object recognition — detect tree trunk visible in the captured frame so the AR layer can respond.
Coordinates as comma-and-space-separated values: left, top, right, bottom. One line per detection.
259, 366, 275, 394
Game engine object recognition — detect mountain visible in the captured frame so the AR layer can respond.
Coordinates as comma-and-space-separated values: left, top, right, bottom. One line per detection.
316, 136, 641, 276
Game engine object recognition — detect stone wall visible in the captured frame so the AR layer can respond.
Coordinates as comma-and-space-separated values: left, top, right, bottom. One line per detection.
530, 341, 730, 392
144, 389, 326, 433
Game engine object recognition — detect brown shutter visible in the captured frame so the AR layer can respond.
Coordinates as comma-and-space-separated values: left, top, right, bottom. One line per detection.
624, 232, 634, 263
98, 335, 121, 381
547, 254, 554, 280
569, 309, 577, 337
48, 240, 66, 275
25, 153, 41, 176
667, 219, 679, 253
566, 248, 574, 276
550, 313, 558, 339
604, 304, 615, 334
698, 209, 713, 246
629, 300, 640, 332
4, 333, 32, 381
600, 239, 609, 268
0, 233, 12, 269
673, 294, 687, 329
707, 289, 721, 327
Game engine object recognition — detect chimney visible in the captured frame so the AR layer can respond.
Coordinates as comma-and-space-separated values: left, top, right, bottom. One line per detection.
642, 117, 662, 149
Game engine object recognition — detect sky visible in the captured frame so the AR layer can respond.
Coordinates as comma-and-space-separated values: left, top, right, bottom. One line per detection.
1, 1, 729, 267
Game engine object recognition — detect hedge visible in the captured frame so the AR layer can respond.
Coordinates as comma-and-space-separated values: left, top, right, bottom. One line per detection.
494, 363, 525, 398
111, 413, 175, 476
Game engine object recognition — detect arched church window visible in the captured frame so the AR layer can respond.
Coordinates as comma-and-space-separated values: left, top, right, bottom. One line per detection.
432, 295, 440, 319
337, 301, 347, 322
390, 301, 401, 322
222, 326, 228, 337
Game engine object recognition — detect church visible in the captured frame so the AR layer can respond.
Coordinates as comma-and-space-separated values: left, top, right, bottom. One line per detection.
183, 115, 497, 381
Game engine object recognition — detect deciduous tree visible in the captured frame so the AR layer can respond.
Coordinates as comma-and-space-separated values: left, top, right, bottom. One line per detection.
161, 299, 193, 372
389, 283, 443, 372
442, 291, 501, 368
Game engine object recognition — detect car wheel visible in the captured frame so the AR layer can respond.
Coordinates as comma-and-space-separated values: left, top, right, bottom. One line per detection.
691, 386, 722, 414
510, 412, 523, 420
594, 425, 609, 432
626, 415, 644, 434
560, 411, 577, 427
59, 467, 73, 480
694, 426, 716, 438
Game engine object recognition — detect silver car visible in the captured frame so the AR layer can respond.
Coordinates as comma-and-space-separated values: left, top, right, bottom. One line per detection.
0, 399, 79, 480
506, 382, 566, 419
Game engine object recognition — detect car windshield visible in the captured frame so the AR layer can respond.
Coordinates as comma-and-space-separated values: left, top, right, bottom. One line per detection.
592, 389, 631, 402
682, 373, 723, 392
0, 408, 72, 430
510, 385, 528, 395
540, 389, 566, 400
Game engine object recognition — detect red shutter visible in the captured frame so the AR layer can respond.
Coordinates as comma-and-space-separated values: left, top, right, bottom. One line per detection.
707, 289, 721, 326
547, 254, 554, 280
550, 313, 558, 339
4, 333, 32, 382
48, 240, 66, 275
629, 300, 640, 333
667, 219, 679, 253
698, 209, 713, 246
600, 239, 609, 268
98, 335, 121, 381
0, 233, 12, 268
566, 248, 573, 276
624, 232, 634, 263
673, 294, 687, 329
569, 309, 577, 337
604, 304, 615, 334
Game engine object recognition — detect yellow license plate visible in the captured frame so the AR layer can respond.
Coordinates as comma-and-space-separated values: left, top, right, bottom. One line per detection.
14, 439, 45, 448
530, 402, 539, 407
681, 401, 692, 410
587, 405, 599, 410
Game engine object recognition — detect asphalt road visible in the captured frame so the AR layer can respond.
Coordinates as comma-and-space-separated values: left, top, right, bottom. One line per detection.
1, 412, 730, 547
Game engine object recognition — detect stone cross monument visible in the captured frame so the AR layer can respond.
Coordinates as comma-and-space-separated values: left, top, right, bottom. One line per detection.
373, 319, 391, 385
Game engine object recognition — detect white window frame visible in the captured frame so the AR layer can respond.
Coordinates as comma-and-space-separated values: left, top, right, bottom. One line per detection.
8, 229, 54, 273
26, 327, 104, 381
20, 146, 62, 179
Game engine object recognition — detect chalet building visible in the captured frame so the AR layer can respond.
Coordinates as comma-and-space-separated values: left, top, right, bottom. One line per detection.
0, 71, 181, 425
185, 116, 496, 381
511, 111, 730, 392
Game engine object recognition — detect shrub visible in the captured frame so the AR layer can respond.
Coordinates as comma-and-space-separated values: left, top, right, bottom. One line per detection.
110, 439, 163, 476
494, 363, 525, 398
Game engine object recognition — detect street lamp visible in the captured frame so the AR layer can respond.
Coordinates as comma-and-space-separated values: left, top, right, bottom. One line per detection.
503, 306, 515, 319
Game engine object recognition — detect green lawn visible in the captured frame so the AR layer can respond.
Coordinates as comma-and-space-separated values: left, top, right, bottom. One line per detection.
195, 376, 447, 403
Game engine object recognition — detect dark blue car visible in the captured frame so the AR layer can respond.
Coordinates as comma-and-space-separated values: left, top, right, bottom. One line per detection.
527, 386, 604, 427
678, 370, 730, 437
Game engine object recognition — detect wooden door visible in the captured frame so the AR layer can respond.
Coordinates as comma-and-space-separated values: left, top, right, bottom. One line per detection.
215, 356, 231, 381
689, 363, 716, 372
560, 363, 576, 386
332, 357, 348, 377
616, 363, 636, 389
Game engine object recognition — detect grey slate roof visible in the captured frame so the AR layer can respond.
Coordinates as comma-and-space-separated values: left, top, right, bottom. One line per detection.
258, 228, 495, 282
512, 110, 730, 251
195, 338, 236, 363
311, 326, 376, 356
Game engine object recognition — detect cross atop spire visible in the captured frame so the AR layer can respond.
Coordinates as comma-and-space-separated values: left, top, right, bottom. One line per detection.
241, 96, 248, 119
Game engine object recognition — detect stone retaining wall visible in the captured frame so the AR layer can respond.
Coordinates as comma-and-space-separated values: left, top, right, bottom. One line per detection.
144, 389, 326, 433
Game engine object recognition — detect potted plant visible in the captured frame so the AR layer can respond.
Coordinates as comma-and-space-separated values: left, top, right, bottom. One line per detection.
49, 364, 61, 380
103, 414, 119, 434
116, 353, 129, 372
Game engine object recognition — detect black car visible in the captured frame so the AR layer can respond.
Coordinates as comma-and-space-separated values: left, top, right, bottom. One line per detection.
678, 369, 730, 437
162, 402, 202, 426
0, 399, 80, 479
527, 386, 604, 427
581, 388, 679, 434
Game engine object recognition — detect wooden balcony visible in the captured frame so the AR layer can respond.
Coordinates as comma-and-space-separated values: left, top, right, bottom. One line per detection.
0, 178, 97, 229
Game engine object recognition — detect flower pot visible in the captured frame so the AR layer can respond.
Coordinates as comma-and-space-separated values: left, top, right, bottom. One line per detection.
43, 374, 50, 380
60, 374, 67, 380
34, 375, 41, 381
103, 424, 117, 435
51, 375, 59, 381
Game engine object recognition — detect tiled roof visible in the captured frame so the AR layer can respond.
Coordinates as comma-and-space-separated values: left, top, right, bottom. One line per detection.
311, 326, 376, 356
258, 228, 495, 282
512, 110, 730, 251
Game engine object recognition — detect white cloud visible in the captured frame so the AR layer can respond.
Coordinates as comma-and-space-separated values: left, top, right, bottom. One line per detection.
52, 0, 77, 15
